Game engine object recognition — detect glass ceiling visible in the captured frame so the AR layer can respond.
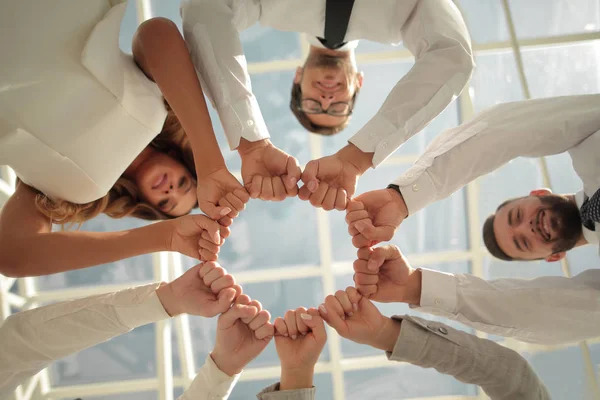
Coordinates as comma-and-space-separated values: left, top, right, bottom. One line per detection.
1, 0, 600, 399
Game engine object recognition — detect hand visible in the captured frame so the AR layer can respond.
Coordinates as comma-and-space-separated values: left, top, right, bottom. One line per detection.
168, 214, 230, 261
318, 286, 401, 352
353, 245, 421, 304
156, 261, 242, 317
211, 295, 274, 376
346, 188, 408, 248
239, 139, 301, 201
196, 166, 250, 221
273, 307, 326, 390
299, 144, 372, 211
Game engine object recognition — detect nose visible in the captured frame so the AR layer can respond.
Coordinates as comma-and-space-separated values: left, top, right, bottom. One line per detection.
163, 184, 173, 194
319, 94, 334, 109
514, 217, 535, 237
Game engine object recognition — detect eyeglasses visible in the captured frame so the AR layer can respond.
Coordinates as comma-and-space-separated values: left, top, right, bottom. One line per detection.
298, 98, 353, 117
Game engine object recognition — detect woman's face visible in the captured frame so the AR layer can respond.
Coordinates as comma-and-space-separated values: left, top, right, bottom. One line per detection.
134, 152, 197, 217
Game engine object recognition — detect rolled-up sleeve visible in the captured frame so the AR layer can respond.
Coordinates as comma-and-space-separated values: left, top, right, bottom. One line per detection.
350, 0, 474, 167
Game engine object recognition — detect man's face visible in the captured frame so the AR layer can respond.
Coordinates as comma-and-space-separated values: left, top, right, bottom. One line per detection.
492, 191, 583, 261
294, 54, 363, 128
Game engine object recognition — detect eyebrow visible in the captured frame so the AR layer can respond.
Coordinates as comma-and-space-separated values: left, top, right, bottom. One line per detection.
508, 209, 513, 226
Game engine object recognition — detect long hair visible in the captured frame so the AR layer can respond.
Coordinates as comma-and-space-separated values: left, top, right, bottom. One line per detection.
32, 102, 196, 225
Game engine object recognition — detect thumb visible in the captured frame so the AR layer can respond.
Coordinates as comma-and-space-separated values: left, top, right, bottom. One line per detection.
201, 204, 232, 224
354, 220, 395, 244
194, 215, 224, 244
301, 309, 327, 344
285, 156, 302, 189
217, 287, 237, 310
219, 303, 258, 330
368, 245, 402, 271
301, 160, 319, 193
346, 199, 365, 213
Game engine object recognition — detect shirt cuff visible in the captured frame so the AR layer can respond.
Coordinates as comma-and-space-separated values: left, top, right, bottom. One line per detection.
415, 268, 458, 313
114, 283, 171, 329
257, 382, 316, 400
220, 96, 270, 150
181, 355, 240, 400
385, 316, 428, 363
349, 114, 401, 167
392, 167, 437, 216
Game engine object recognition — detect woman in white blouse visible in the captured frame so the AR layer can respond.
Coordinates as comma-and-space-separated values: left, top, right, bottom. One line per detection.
0, 1, 253, 277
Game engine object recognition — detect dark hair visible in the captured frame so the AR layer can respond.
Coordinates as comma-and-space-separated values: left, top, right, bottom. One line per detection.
289, 83, 357, 135
482, 213, 513, 261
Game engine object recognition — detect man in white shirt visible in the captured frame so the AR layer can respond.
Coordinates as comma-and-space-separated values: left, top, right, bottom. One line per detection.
181, 0, 474, 208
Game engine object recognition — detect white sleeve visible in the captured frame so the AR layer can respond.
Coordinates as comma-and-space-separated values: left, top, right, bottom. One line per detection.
349, 0, 474, 167
181, 0, 268, 150
177, 355, 240, 400
415, 268, 600, 345
391, 94, 600, 216
0, 283, 168, 397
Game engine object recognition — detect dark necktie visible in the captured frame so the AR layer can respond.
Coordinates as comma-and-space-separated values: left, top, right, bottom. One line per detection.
580, 189, 600, 231
318, 0, 356, 50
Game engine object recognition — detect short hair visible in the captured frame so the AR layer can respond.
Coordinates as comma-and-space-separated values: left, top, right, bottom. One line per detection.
289, 83, 357, 135
482, 213, 514, 261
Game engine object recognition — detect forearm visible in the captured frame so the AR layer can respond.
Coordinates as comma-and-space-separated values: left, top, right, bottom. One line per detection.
280, 367, 314, 391
0, 222, 169, 277
134, 18, 225, 177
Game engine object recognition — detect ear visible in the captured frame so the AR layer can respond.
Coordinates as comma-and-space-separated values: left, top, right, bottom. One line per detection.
356, 71, 364, 88
545, 252, 566, 262
294, 67, 303, 84
530, 188, 552, 197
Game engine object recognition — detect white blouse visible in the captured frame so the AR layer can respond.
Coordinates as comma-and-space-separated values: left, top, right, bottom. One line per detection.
0, 1, 167, 204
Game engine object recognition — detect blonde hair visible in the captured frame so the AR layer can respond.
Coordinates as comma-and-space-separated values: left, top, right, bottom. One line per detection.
32, 103, 196, 225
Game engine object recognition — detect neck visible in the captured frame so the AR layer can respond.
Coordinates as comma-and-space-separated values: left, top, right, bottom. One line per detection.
124, 147, 155, 180
566, 193, 589, 246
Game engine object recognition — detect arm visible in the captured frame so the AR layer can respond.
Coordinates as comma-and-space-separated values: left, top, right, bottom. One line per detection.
0, 262, 240, 397
393, 94, 600, 216
349, 0, 474, 167
180, 0, 267, 151
388, 315, 550, 400
415, 268, 600, 345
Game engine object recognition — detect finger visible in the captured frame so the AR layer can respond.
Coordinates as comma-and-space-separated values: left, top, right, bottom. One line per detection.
271, 177, 287, 201
356, 284, 377, 297
216, 287, 237, 311
201, 202, 233, 221
218, 197, 239, 218
210, 274, 235, 294
299, 312, 327, 344
298, 185, 312, 201
346, 199, 366, 213
309, 181, 328, 208
354, 220, 395, 243
249, 310, 271, 331
203, 265, 225, 286
353, 272, 378, 286
347, 224, 359, 236
322, 187, 337, 211
285, 156, 302, 190
294, 307, 309, 336
324, 294, 346, 320
236, 294, 251, 305
318, 301, 346, 335
219, 304, 258, 330
261, 177, 274, 201
346, 210, 370, 225
301, 161, 319, 193
193, 215, 222, 244
369, 245, 402, 271
233, 187, 251, 204
241, 299, 263, 324
352, 233, 372, 249
255, 322, 275, 341
232, 284, 243, 300
198, 261, 218, 279
334, 290, 353, 316
249, 175, 263, 199
224, 192, 245, 213
219, 225, 231, 240
335, 188, 347, 211
198, 238, 220, 255
274, 317, 289, 337
217, 216, 233, 229
283, 177, 299, 197
357, 247, 374, 261
201, 230, 226, 246
345, 286, 362, 312
199, 248, 218, 262
284, 309, 299, 340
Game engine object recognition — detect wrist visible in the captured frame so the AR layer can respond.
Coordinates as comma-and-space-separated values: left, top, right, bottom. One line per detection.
210, 351, 243, 377
405, 268, 422, 305
337, 143, 373, 174
280, 366, 314, 390
371, 317, 402, 352
386, 186, 409, 219
156, 282, 181, 317
237, 138, 270, 156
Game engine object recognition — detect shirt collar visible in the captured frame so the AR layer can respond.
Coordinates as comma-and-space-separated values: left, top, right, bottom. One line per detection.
575, 190, 599, 246
305, 35, 359, 51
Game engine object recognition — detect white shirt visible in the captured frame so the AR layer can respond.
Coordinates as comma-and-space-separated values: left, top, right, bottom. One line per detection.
0, 283, 239, 399
0, 1, 167, 204
394, 94, 600, 345
180, 0, 473, 167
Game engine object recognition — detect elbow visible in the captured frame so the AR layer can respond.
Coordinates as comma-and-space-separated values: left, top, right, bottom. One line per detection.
454, 46, 475, 88
0, 252, 26, 278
